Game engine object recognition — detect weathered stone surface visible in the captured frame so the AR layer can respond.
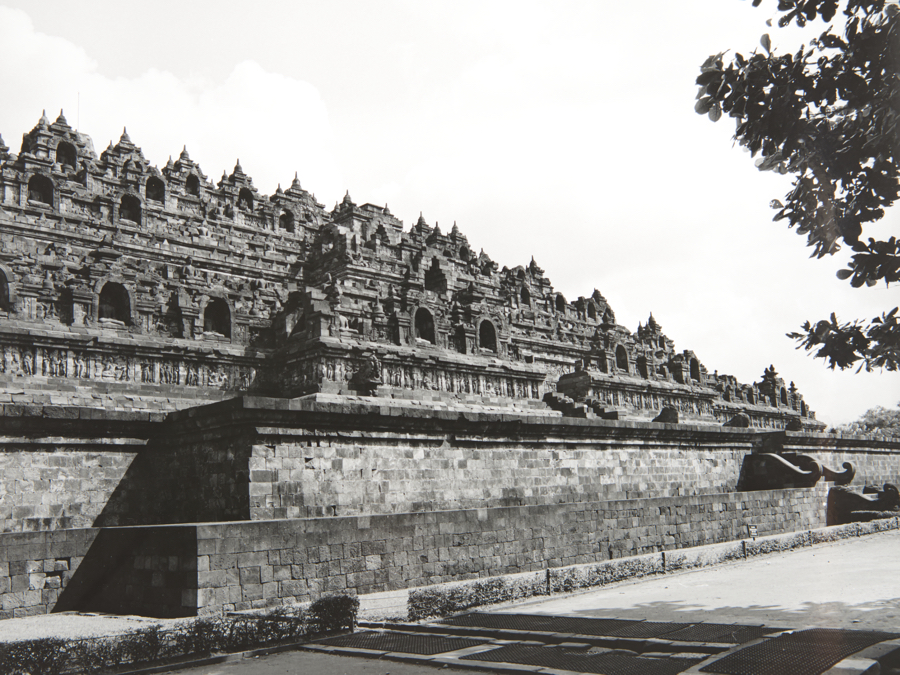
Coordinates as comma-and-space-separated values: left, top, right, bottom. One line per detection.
0, 114, 818, 429
725, 413, 752, 428
653, 406, 679, 424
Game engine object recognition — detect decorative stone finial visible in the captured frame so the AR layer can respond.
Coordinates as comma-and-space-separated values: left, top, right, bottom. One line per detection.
276, 183, 284, 195
120, 127, 132, 144
416, 212, 427, 228
342, 190, 353, 206
39, 110, 49, 127
165, 155, 175, 170
54, 110, 69, 127
383, 203, 390, 214
291, 172, 301, 190
180, 146, 191, 161
233, 159, 243, 174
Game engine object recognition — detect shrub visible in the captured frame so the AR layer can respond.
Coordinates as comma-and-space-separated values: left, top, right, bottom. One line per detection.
0, 638, 68, 675
309, 594, 359, 632
408, 574, 547, 621
0, 605, 317, 674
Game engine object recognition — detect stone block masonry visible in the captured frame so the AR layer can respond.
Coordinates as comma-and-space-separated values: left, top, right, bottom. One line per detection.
0, 395, 891, 619
93, 396, 897, 530
0, 528, 97, 619
0, 485, 826, 617
158, 484, 821, 615
0, 404, 157, 533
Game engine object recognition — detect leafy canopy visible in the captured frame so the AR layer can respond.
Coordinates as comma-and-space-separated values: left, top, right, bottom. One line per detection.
696, 0, 900, 371
836, 400, 900, 436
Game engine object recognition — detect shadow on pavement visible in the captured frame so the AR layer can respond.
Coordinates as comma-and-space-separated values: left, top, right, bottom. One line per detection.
565, 597, 900, 632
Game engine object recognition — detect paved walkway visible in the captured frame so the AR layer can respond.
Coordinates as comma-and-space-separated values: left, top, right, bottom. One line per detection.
171, 650, 489, 675
505, 529, 900, 632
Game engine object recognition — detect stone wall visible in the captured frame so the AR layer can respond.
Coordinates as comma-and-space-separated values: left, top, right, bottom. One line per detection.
98, 396, 899, 528
0, 528, 96, 619
0, 450, 136, 532
0, 526, 199, 619
0, 405, 157, 533
4, 396, 896, 533
186, 486, 826, 615
99, 396, 763, 526
0, 486, 826, 618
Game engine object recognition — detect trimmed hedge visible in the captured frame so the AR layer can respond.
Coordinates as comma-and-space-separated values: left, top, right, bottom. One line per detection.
408, 573, 548, 621
0, 594, 360, 674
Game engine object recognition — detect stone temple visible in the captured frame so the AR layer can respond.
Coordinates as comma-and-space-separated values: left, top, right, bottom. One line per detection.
0, 111, 817, 427
0, 112, 895, 619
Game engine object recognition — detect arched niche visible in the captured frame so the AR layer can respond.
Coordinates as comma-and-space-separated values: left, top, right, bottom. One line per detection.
637, 355, 649, 379
279, 211, 295, 233
98, 282, 131, 325
520, 287, 531, 305
0, 268, 10, 312
146, 176, 166, 203
459, 246, 470, 261
424, 258, 446, 294
587, 303, 597, 320
203, 297, 231, 338
690, 358, 700, 382
780, 387, 788, 406
555, 294, 566, 313
28, 174, 54, 207
120, 194, 142, 223
56, 141, 77, 170
615, 344, 628, 371
479, 319, 497, 353
238, 187, 254, 211
185, 174, 200, 196
414, 307, 435, 344
454, 326, 467, 354
163, 295, 184, 338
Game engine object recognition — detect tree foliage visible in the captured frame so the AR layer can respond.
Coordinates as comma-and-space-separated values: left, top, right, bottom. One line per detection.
696, 0, 900, 371
836, 400, 900, 436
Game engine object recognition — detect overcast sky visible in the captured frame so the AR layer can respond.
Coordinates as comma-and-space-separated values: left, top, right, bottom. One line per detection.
0, 1, 896, 426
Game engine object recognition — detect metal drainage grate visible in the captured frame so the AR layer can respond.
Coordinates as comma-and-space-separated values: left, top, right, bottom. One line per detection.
464, 644, 703, 675
315, 630, 488, 655
660, 623, 782, 644
440, 612, 642, 636
606, 621, 694, 639
700, 628, 900, 675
